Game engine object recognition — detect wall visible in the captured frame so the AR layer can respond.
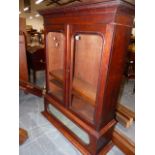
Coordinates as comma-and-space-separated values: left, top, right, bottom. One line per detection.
26, 17, 44, 31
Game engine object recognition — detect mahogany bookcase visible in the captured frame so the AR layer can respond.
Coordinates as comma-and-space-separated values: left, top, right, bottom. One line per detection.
39, 0, 134, 154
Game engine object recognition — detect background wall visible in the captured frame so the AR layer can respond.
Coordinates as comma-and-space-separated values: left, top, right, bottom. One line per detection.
26, 17, 44, 31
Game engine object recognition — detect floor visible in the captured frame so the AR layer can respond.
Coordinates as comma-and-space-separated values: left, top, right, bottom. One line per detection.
19, 71, 134, 155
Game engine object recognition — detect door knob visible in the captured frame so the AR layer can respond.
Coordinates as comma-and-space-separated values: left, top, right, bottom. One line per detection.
75, 35, 81, 41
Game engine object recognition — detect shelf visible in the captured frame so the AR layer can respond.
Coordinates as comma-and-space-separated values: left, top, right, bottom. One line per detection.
72, 78, 96, 106
49, 89, 64, 101
49, 69, 64, 83
49, 69, 96, 106
71, 97, 94, 123
50, 79, 64, 89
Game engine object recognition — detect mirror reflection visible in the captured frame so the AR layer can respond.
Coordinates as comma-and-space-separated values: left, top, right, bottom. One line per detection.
22, 22, 46, 89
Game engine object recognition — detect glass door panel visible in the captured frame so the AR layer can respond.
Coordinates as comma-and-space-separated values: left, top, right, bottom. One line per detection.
47, 32, 65, 102
70, 33, 103, 123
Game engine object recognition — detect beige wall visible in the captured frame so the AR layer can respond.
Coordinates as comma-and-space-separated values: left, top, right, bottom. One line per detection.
26, 17, 44, 31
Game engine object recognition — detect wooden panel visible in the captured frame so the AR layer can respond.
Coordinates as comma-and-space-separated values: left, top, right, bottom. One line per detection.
47, 32, 65, 72
73, 34, 103, 87
99, 24, 133, 128
19, 34, 28, 82
19, 18, 26, 35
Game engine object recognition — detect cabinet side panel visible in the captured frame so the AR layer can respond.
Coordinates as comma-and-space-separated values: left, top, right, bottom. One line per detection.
101, 24, 132, 127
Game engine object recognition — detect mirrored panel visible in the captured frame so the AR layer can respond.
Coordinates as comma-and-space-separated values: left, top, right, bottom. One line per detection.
25, 28, 45, 89
47, 103, 90, 144
19, 17, 46, 91
26, 45, 45, 88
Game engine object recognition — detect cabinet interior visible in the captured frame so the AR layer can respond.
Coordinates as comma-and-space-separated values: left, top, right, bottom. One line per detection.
70, 34, 103, 122
47, 32, 103, 123
47, 32, 65, 102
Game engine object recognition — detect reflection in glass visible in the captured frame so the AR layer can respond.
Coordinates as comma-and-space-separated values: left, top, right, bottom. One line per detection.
48, 104, 90, 144
26, 46, 45, 88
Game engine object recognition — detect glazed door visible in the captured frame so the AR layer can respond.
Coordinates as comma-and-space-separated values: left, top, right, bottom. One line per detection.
46, 25, 66, 105
69, 24, 106, 124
